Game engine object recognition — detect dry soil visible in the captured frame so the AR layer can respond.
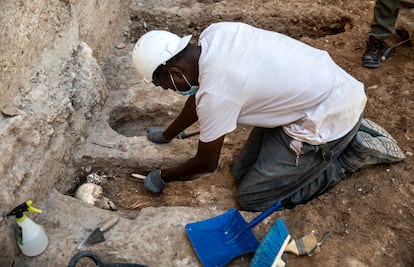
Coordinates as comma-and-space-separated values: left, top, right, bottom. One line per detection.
96, 1, 413, 266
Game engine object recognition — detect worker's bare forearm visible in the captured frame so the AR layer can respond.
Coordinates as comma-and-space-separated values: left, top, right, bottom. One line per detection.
160, 157, 217, 182
161, 137, 225, 182
164, 95, 198, 140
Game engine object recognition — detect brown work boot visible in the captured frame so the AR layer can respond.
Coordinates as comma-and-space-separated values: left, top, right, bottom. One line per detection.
362, 35, 387, 68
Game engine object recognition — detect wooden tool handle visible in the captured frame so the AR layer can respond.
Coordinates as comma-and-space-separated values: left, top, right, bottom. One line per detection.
100, 216, 119, 232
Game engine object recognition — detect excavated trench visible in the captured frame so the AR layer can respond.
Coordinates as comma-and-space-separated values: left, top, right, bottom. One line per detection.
64, 3, 353, 213
109, 106, 175, 137
15, 2, 412, 266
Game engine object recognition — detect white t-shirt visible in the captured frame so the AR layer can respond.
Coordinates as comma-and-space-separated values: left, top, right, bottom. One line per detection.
195, 22, 366, 145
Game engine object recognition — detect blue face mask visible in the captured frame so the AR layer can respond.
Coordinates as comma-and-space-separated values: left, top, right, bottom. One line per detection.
170, 73, 199, 96
177, 85, 199, 96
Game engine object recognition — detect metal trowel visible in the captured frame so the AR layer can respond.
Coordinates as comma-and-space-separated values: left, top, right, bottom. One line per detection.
77, 216, 119, 249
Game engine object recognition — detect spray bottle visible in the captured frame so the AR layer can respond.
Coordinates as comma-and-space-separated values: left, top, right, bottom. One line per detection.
7, 200, 49, 256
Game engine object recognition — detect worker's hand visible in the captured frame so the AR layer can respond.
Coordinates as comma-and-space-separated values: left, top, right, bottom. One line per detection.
147, 127, 171, 144
144, 169, 165, 193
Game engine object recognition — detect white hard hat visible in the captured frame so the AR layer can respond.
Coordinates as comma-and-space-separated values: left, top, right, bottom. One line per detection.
132, 30, 192, 83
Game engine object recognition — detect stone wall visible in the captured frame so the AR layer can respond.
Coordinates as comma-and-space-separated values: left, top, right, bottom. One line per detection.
0, 0, 129, 264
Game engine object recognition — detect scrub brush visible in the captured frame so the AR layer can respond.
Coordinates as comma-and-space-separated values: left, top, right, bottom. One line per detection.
284, 233, 317, 255
250, 218, 291, 267
285, 231, 330, 256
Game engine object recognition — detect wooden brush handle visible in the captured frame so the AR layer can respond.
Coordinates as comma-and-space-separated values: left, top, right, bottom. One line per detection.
100, 216, 119, 232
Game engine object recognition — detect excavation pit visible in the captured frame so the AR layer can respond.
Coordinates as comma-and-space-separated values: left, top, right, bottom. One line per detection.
109, 106, 179, 137
15, 0, 412, 266
64, 0, 359, 243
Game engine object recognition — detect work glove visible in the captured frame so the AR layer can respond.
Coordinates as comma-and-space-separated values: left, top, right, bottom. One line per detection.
144, 169, 165, 193
147, 127, 171, 144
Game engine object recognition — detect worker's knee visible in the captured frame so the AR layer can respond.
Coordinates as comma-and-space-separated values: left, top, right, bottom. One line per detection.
237, 189, 275, 212
237, 194, 262, 212
231, 162, 244, 183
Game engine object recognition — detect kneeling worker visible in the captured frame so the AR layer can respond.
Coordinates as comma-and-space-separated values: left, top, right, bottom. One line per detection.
132, 22, 405, 211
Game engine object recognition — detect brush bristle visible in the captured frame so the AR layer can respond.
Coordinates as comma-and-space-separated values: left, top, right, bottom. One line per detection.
250, 218, 290, 267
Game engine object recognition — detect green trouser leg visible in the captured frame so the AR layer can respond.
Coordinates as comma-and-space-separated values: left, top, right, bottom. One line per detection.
370, 0, 400, 39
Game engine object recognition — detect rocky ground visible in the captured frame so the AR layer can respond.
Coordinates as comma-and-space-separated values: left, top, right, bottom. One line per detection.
97, 0, 414, 266
9, 1, 413, 266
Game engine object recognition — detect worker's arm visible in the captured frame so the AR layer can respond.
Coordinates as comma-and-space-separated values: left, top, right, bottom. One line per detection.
143, 94, 226, 192
161, 135, 225, 182
147, 95, 198, 143
143, 135, 224, 193
163, 95, 198, 140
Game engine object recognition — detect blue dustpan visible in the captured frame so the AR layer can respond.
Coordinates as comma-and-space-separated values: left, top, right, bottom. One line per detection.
185, 201, 282, 267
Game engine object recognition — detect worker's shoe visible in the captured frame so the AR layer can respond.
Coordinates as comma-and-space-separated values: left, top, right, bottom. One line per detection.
338, 118, 405, 172
362, 36, 386, 68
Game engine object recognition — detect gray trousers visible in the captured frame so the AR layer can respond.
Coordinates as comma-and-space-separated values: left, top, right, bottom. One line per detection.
370, 0, 400, 39
232, 118, 362, 211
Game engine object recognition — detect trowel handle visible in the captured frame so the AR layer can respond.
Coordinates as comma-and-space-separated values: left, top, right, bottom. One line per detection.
381, 46, 396, 61
381, 38, 411, 61
246, 201, 283, 230
100, 216, 119, 232
177, 130, 200, 139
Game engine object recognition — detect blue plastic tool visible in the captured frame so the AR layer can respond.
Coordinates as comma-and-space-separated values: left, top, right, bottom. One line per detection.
185, 201, 282, 267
